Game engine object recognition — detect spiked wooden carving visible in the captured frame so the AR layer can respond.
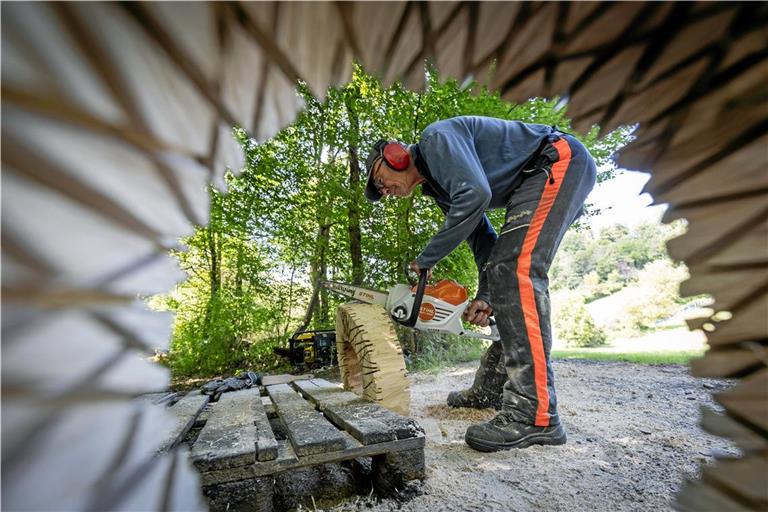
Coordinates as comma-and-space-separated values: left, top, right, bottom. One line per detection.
336, 303, 411, 416
2, 2, 766, 510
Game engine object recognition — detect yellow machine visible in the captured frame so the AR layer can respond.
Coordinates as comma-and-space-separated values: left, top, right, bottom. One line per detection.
273, 330, 336, 369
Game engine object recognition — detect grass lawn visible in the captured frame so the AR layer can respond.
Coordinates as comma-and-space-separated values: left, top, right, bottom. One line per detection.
552, 326, 707, 365
552, 348, 704, 365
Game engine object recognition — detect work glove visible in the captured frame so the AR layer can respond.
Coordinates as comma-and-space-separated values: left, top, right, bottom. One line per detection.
201, 371, 262, 401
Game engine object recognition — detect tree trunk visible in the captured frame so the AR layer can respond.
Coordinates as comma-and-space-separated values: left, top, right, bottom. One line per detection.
294, 222, 332, 334
208, 229, 220, 296
202, 228, 221, 332
234, 243, 244, 297
282, 261, 297, 337
401, 196, 416, 282
318, 242, 330, 325
345, 95, 364, 285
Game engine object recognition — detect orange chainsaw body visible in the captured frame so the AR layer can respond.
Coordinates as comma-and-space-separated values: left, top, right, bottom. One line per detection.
411, 279, 469, 306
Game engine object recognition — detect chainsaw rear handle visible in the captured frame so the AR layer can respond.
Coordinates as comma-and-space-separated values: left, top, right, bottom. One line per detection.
400, 268, 429, 328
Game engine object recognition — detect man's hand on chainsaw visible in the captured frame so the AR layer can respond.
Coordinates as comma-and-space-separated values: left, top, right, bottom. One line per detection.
408, 260, 433, 280
464, 299, 492, 327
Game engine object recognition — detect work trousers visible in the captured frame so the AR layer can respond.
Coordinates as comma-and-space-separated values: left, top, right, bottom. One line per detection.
486, 134, 596, 426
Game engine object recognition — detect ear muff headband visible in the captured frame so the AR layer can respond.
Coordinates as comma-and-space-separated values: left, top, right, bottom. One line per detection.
382, 142, 410, 171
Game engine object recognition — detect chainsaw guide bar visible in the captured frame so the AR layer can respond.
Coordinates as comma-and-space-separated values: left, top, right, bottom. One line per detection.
321, 274, 499, 342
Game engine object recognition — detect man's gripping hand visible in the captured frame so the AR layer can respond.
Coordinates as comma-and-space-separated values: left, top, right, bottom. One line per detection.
409, 260, 433, 280
463, 299, 492, 327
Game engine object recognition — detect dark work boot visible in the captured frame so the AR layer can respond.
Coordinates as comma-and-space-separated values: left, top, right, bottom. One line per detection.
446, 388, 502, 409
465, 413, 566, 452
446, 340, 506, 410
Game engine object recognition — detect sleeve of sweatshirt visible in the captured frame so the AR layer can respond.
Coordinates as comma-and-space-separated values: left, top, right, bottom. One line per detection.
431, 196, 497, 303
415, 130, 493, 270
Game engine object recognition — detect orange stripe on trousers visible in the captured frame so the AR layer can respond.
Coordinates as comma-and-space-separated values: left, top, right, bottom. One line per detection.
517, 138, 572, 426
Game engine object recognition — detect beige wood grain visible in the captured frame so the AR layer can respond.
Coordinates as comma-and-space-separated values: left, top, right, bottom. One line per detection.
691, 349, 764, 378
699, 406, 766, 452
336, 303, 410, 416
2, 2, 767, 510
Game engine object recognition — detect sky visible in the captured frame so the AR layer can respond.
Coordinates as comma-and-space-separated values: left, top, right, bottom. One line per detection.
585, 168, 667, 231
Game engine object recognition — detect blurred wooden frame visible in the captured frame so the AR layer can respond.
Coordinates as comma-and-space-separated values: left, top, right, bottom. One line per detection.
2, 2, 766, 510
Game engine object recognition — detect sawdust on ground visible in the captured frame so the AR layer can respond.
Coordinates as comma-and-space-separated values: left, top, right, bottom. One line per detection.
423, 404, 496, 422
321, 358, 737, 512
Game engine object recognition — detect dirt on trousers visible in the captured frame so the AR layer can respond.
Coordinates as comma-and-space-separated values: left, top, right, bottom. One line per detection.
321, 358, 737, 512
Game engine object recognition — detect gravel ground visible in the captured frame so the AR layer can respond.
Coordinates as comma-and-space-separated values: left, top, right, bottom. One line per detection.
329, 359, 737, 512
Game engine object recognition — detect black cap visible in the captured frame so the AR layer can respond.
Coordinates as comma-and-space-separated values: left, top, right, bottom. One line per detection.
363, 139, 389, 203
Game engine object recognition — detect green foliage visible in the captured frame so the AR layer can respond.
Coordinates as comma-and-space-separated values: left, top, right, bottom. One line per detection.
158, 182, 293, 377
619, 259, 690, 333
550, 221, 693, 342
158, 65, 631, 378
405, 332, 488, 373
552, 291, 608, 348
551, 220, 684, 301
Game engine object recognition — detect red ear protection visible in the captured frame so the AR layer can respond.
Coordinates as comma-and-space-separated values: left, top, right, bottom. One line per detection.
382, 142, 410, 171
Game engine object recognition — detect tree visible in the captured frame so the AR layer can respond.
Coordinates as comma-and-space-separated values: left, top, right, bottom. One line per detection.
552, 291, 608, 348
158, 65, 632, 377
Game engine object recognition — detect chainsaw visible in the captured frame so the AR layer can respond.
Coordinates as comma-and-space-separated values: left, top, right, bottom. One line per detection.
321, 269, 500, 341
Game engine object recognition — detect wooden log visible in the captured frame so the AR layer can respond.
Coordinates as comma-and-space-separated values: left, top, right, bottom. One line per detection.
637, 9, 735, 89
705, 296, 768, 348
717, 369, 768, 401
703, 454, 768, 510
664, 195, 768, 265
435, 8, 469, 82
266, 383, 346, 457
653, 135, 768, 209
715, 369, 768, 432
562, 2, 603, 39
645, 100, 767, 197
675, 478, 751, 512
336, 303, 410, 416
493, 3, 557, 97
427, 1, 459, 30
706, 219, 768, 270
382, 5, 421, 85
562, 3, 647, 55
602, 58, 708, 135
569, 45, 645, 132
670, 48, 768, 146
547, 56, 593, 99
680, 267, 767, 313
3, 3, 768, 512
616, 119, 672, 170
471, 2, 520, 67
351, 2, 408, 72
699, 406, 766, 452
718, 26, 768, 71
691, 349, 764, 379
716, 394, 768, 434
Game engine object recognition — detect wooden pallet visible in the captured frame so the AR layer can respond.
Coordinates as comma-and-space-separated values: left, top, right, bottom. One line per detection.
166, 379, 425, 512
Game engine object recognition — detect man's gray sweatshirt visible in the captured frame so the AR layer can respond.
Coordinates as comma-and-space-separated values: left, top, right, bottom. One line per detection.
414, 116, 554, 302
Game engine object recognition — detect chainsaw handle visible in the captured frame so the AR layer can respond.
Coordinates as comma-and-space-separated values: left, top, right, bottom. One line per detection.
401, 268, 429, 328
